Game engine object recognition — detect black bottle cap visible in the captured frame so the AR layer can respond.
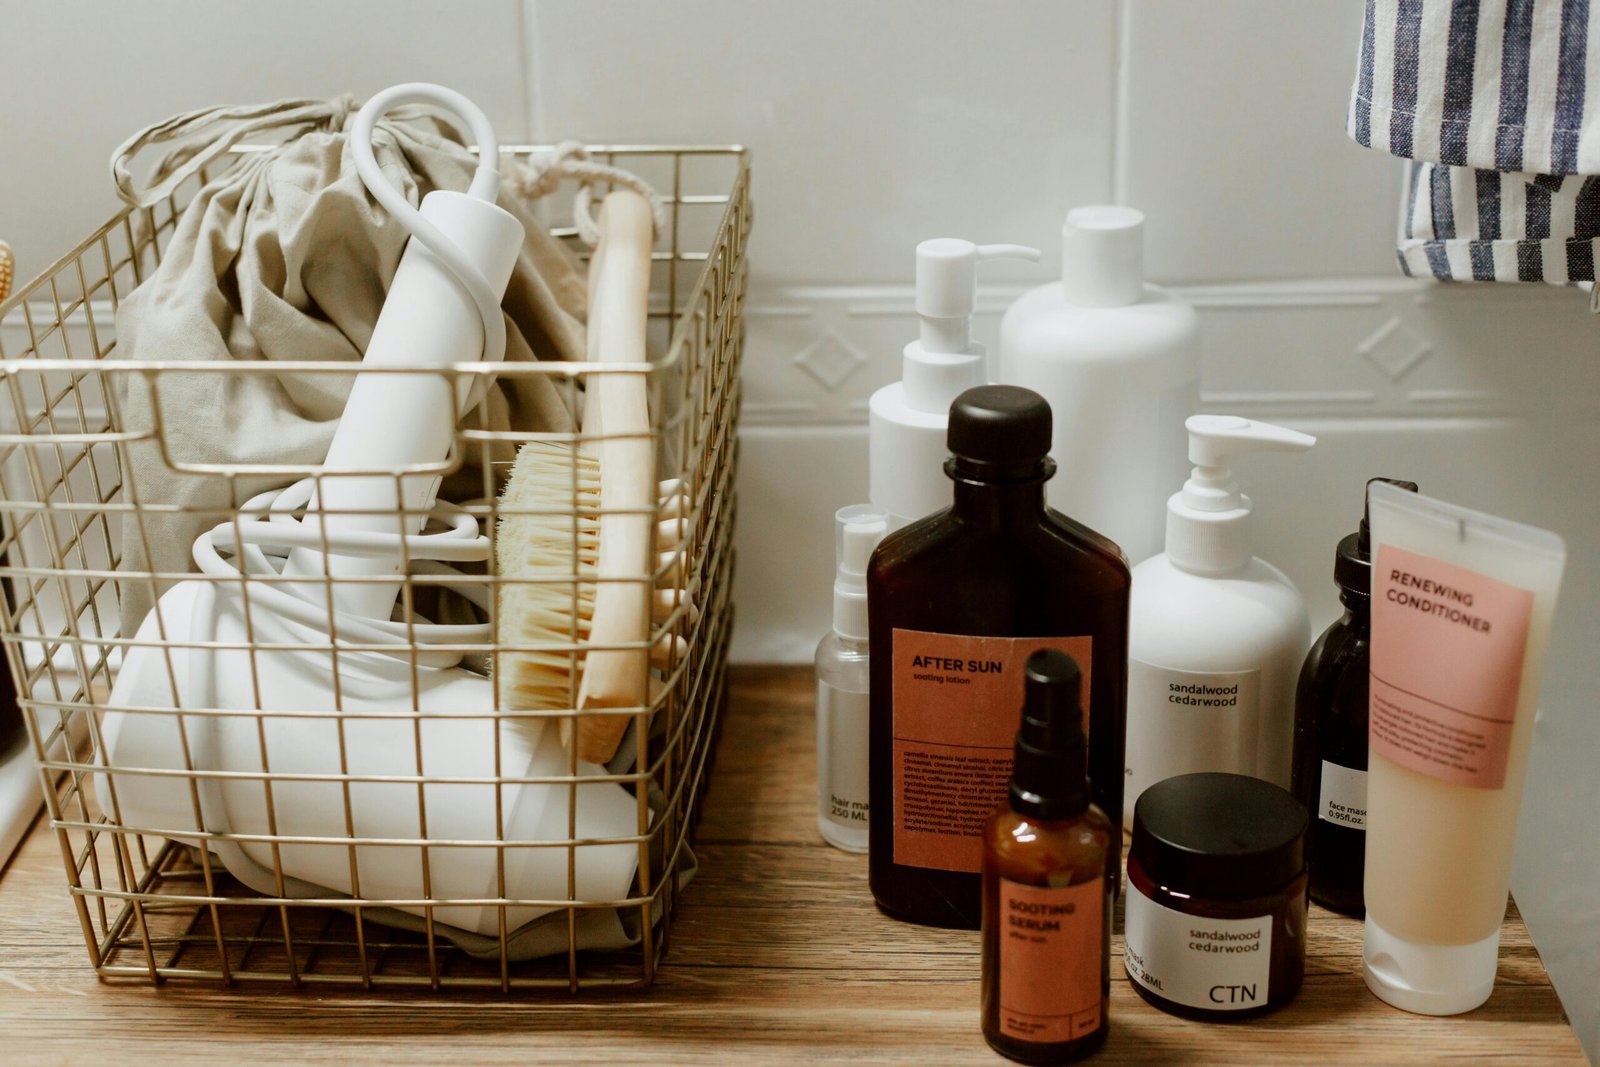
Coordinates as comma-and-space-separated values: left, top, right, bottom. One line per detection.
946, 385, 1054, 480
1334, 477, 1419, 593
1008, 649, 1090, 821
1131, 773, 1307, 899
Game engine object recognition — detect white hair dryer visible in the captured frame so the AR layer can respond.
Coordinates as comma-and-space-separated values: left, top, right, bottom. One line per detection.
97, 84, 639, 937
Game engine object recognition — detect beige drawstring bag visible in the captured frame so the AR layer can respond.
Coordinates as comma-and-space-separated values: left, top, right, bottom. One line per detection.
109, 96, 586, 633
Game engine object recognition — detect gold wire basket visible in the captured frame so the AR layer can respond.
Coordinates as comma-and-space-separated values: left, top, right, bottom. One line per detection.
0, 145, 749, 991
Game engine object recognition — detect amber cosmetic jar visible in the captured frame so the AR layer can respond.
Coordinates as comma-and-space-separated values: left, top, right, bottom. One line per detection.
1122, 773, 1309, 1021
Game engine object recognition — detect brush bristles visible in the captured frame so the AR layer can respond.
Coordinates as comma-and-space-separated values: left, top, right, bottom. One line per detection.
495, 441, 603, 716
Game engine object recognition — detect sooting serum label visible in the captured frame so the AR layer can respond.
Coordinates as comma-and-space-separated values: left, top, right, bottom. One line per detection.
890, 630, 1091, 873
1370, 545, 1533, 789
999, 878, 1103, 1043
1317, 760, 1366, 830
1123, 881, 1272, 1012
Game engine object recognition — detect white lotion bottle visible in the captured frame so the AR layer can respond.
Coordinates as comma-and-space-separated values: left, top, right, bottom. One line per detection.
998, 206, 1199, 563
869, 239, 1039, 530
815, 505, 887, 852
1123, 416, 1315, 828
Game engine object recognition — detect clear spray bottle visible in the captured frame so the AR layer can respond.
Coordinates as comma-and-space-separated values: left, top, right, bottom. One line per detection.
815, 505, 887, 852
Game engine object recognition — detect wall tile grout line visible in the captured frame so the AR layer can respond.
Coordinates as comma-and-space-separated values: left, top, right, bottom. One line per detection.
1112, 0, 1133, 207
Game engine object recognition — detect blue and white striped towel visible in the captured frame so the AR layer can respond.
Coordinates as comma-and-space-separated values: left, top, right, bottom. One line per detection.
1349, 0, 1600, 282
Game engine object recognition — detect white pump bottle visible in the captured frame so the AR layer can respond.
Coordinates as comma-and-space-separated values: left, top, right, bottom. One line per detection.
1123, 415, 1316, 829
868, 239, 1040, 530
998, 206, 1200, 563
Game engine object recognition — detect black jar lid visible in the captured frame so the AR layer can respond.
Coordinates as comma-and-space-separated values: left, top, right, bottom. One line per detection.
1131, 772, 1308, 899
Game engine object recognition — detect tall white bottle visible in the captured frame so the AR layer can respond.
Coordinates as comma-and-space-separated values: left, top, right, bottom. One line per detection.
998, 206, 1199, 563
1123, 415, 1316, 829
869, 238, 1040, 530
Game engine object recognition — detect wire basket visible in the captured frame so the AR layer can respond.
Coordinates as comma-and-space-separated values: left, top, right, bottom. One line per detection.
0, 145, 749, 991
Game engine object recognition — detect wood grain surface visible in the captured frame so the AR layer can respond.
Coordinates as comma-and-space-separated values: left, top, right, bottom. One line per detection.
0, 666, 1583, 1064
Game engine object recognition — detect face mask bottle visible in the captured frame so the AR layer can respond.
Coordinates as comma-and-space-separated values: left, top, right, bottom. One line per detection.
867, 385, 1130, 929
815, 506, 887, 852
982, 649, 1113, 1064
1289, 478, 1416, 915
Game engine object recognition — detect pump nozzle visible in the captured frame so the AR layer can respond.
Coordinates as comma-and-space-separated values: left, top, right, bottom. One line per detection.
1165, 415, 1316, 574
1181, 415, 1316, 513
914, 239, 1041, 355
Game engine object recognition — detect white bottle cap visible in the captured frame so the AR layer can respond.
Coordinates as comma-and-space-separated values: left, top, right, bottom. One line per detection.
1165, 415, 1315, 574
832, 505, 887, 640
1364, 914, 1499, 1016
1062, 205, 1145, 308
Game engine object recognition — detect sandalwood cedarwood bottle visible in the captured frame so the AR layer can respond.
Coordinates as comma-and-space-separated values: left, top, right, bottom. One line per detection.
982, 650, 1112, 1064
867, 385, 1130, 928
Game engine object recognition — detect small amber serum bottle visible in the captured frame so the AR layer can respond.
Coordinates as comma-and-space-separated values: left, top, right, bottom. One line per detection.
982, 650, 1113, 1064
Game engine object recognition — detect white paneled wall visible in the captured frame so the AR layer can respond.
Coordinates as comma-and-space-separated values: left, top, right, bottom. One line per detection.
1, 1, 1595, 1053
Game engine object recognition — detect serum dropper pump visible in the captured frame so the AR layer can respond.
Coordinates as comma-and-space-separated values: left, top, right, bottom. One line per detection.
1124, 415, 1316, 827
869, 239, 1041, 530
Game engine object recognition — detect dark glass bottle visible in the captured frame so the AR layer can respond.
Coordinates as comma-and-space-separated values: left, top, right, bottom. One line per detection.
1290, 478, 1415, 915
982, 651, 1112, 1064
868, 386, 1130, 929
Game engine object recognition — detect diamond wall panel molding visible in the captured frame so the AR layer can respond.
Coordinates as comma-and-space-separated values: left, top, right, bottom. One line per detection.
735, 278, 1599, 427
1358, 315, 1433, 382
792, 330, 866, 392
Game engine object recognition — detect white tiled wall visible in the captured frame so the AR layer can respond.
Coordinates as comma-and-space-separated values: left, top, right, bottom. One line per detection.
2, 1, 1596, 1053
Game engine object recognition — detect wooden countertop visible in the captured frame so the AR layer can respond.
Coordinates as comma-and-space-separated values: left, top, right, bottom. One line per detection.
0, 666, 1584, 1064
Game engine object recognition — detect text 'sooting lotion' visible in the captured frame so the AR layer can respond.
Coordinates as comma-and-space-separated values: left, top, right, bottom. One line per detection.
867, 386, 1130, 929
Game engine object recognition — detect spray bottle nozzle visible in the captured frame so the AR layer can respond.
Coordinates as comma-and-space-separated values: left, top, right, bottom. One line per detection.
1010, 649, 1089, 820
914, 238, 1041, 355
831, 505, 886, 641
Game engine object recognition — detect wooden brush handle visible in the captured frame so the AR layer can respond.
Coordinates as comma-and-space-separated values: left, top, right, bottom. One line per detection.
574, 190, 656, 763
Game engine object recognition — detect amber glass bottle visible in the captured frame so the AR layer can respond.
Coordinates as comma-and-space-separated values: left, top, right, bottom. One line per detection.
982, 650, 1112, 1064
867, 386, 1130, 929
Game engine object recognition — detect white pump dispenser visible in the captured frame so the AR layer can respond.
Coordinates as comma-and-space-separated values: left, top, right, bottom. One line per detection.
998, 205, 1200, 563
869, 239, 1041, 529
1123, 415, 1316, 829
1165, 415, 1317, 573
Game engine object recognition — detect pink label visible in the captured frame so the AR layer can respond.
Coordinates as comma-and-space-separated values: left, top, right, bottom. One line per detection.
891, 631, 1091, 873
1370, 545, 1533, 789
999, 878, 1103, 1043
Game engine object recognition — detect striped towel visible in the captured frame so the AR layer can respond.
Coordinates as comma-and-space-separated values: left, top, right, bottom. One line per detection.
1349, 0, 1600, 282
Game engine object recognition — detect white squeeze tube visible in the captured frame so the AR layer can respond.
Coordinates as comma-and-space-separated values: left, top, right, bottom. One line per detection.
1361, 481, 1566, 1016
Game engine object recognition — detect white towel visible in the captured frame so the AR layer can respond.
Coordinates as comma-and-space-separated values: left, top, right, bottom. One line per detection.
1349, 0, 1600, 282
